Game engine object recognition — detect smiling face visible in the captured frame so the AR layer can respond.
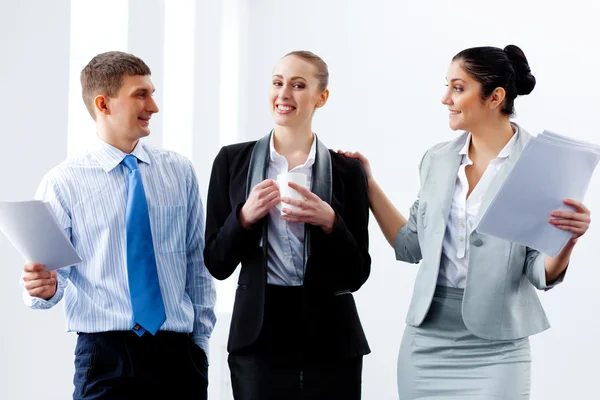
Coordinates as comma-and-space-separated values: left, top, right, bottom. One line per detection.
440, 61, 490, 132
269, 55, 328, 129
99, 74, 159, 143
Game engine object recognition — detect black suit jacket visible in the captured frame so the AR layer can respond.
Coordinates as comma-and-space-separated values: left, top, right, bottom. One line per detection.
204, 136, 371, 359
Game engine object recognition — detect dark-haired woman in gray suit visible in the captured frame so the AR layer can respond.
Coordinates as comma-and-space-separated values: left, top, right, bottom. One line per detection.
341, 45, 592, 399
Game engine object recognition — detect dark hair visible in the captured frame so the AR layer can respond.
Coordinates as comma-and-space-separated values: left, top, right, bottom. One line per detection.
452, 45, 536, 115
284, 50, 329, 91
80, 51, 151, 120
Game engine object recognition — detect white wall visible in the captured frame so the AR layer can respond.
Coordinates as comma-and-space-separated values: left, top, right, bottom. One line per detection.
1, 1, 599, 399
0, 1, 74, 399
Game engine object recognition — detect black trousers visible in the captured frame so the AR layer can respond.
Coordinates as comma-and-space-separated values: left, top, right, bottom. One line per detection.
73, 331, 208, 400
228, 285, 363, 400
229, 352, 363, 400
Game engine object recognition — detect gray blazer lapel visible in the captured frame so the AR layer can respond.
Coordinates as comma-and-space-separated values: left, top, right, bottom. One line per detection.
246, 131, 272, 251
305, 135, 332, 265
246, 131, 272, 199
472, 126, 532, 230
311, 135, 333, 204
429, 134, 466, 226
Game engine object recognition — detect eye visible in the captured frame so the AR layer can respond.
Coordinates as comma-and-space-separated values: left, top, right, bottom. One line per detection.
272, 81, 282, 86
453, 86, 463, 92
293, 83, 305, 89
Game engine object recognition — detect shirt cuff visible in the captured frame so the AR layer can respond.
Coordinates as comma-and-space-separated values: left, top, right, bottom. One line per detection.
190, 334, 210, 359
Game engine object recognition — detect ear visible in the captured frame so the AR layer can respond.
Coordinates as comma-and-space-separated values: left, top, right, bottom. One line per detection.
315, 89, 330, 109
94, 94, 110, 117
488, 87, 506, 111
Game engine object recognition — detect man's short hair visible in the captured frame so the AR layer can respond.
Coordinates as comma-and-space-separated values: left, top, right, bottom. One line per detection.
80, 51, 151, 119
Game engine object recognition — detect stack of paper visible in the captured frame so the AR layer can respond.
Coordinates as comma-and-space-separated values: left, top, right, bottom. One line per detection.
477, 130, 600, 256
0, 200, 81, 270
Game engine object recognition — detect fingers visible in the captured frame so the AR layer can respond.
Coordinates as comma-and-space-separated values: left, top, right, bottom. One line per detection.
253, 182, 280, 204
339, 150, 359, 159
22, 269, 53, 281
553, 224, 587, 236
287, 182, 314, 199
23, 277, 56, 291
550, 216, 588, 226
282, 209, 309, 223
27, 286, 54, 299
263, 191, 280, 208
253, 190, 280, 213
282, 214, 303, 223
254, 179, 277, 190
280, 197, 304, 207
550, 211, 591, 222
549, 218, 588, 228
24, 263, 45, 273
563, 199, 590, 214
267, 196, 281, 209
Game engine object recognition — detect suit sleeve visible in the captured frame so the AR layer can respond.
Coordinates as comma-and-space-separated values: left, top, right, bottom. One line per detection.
524, 247, 566, 290
393, 198, 422, 263
203, 146, 262, 280
393, 150, 429, 264
309, 160, 371, 292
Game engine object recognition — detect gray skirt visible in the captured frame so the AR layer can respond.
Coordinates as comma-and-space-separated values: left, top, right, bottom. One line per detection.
397, 286, 532, 399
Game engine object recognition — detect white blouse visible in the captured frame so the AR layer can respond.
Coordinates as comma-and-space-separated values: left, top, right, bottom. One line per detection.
437, 127, 519, 288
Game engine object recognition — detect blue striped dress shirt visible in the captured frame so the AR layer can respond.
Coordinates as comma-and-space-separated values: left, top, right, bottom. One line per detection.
23, 136, 216, 354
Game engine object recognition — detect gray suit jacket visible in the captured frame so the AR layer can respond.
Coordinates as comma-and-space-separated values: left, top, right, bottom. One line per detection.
395, 125, 564, 340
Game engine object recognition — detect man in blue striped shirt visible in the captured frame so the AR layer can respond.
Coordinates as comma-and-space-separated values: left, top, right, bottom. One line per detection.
20, 51, 216, 399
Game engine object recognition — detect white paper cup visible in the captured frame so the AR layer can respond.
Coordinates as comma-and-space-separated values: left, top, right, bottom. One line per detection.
275, 172, 308, 213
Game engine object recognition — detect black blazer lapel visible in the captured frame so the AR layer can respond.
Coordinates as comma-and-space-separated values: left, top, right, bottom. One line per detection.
306, 135, 332, 265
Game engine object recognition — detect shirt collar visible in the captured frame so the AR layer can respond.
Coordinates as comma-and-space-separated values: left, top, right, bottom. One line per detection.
91, 135, 151, 172
459, 124, 520, 161
269, 132, 317, 168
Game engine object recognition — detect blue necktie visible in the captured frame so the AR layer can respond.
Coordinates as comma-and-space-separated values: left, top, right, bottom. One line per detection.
121, 154, 166, 336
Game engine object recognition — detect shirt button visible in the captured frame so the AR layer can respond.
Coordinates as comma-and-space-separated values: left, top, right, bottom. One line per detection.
459, 236, 465, 242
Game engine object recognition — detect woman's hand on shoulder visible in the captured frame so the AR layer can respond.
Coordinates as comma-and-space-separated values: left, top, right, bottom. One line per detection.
336, 150, 373, 182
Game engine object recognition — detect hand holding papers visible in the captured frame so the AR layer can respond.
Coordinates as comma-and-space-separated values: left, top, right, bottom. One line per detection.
0, 200, 81, 270
477, 131, 600, 256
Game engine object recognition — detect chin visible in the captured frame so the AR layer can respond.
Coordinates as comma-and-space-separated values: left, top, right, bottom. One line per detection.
448, 120, 465, 132
272, 114, 295, 127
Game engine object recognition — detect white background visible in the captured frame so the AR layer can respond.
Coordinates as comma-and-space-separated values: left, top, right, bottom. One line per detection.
1, 1, 599, 399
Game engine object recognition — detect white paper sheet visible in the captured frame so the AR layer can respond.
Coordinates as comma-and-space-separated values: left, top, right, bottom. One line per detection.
0, 200, 81, 270
477, 133, 600, 256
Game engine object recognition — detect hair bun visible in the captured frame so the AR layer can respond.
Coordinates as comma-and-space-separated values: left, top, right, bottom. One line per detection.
504, 45, 536, 95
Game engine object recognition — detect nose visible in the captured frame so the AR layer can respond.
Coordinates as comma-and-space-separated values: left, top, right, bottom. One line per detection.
278, 84, 292, 100
441, 89, 452, 106
147, 96, 159, 114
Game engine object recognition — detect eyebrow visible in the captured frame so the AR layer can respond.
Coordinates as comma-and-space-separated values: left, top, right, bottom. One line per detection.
448, 78, 465, 83
272, 75, 307, 81
132, 88, 156, 94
